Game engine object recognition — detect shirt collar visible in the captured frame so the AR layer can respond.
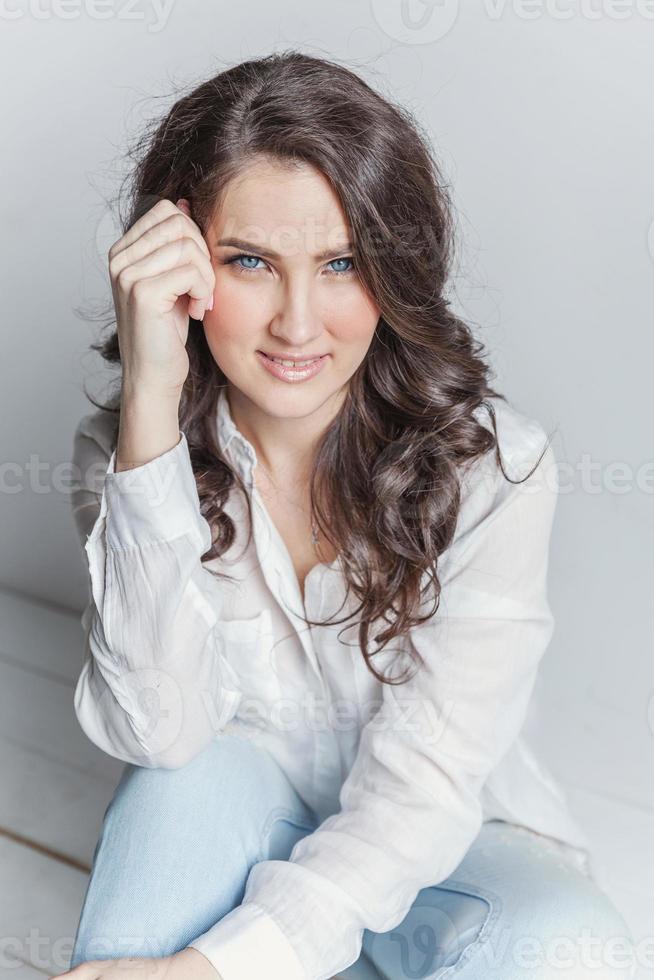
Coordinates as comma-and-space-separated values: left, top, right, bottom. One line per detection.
216, 384, 258, 485
216, 383, 344, 587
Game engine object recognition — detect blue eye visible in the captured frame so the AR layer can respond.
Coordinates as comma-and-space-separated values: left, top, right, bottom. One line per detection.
224, 252, 355, 277
327, 257, 355, 275
228, 253, 265, 272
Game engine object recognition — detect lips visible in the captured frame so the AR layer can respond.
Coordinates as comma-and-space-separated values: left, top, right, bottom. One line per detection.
255, 349, 329, 383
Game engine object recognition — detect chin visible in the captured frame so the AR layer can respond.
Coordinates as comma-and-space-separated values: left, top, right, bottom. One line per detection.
235, 378, 342, 418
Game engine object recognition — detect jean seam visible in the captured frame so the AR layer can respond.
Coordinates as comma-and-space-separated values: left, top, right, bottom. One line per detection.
424, 879, 501, 979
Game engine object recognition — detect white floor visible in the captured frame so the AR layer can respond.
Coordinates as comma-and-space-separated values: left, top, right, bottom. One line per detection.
1, 586, 652, 979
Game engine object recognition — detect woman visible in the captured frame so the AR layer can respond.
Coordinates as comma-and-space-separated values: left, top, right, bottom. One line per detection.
62, 51, 634, 980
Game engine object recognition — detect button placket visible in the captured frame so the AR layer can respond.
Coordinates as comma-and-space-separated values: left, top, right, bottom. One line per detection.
217, 397, 326, 687
271, 564, 325, 686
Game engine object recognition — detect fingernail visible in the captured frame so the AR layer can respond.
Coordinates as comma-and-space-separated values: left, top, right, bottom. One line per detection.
206, 294, 214, 311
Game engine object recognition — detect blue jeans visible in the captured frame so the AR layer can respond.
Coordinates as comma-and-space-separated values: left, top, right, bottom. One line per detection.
70, 733, 636, 979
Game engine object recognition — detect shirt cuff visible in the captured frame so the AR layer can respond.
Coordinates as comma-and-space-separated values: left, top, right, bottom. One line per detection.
187, 902, 306, 980
100, 431, 210, 552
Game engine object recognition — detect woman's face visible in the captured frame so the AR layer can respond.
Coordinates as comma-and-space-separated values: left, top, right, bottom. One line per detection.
201, 157, 381, 423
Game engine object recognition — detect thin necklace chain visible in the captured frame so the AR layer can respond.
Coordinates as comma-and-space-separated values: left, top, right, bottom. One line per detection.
254, 457, 320, 550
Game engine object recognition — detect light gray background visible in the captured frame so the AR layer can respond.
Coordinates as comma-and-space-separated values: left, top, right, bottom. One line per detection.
1, 0, 653, 955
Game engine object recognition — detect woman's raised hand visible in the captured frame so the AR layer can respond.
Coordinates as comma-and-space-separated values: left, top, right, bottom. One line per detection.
108, 197, 215, 398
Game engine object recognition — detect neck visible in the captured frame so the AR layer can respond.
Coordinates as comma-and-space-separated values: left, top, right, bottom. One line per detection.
226, 383, 344, 482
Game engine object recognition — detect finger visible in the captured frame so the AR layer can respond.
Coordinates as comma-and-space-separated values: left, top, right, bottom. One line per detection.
110, 218, 212, 285
174, 201, 214, 317
129, 262, 212, 317
111, 238, 215, 299
174, 198, 211, 259
109, 198, 178, 258
109, 199, 211, 266
50, 961, 102, 979
176, 198, 211, 260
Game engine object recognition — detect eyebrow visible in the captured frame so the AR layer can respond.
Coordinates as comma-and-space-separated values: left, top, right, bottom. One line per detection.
214, 237, 353, 262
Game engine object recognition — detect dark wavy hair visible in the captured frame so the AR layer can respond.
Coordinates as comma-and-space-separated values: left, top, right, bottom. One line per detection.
79, 49, 550, 686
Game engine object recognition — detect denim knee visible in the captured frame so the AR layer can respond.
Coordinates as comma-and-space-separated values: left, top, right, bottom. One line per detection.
70, 734, 314, 968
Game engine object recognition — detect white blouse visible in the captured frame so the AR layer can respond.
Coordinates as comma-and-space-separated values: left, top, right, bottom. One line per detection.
70, 385, 592, 980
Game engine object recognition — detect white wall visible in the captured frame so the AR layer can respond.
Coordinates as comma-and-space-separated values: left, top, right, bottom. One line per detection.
1, 3, 652, 737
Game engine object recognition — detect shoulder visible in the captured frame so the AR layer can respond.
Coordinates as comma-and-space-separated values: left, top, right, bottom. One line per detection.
449, 396, 559, 554
70, 408, 119, 546
73, 408, 119, 465
471, 395, 554, 477
72, 408, 119, 502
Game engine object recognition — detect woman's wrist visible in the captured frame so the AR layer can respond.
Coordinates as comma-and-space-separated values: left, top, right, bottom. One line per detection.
116, 386, 182, 472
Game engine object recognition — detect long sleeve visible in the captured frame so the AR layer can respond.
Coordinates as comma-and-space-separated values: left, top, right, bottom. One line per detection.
187, 435, 560, 980
70, 412, 243, 770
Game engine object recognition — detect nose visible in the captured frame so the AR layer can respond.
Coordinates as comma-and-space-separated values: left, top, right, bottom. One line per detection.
268, 275, 324, 350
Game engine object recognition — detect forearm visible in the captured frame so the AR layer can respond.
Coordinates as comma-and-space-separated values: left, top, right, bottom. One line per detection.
116, 384, 182, 472
74, 410, 243, 769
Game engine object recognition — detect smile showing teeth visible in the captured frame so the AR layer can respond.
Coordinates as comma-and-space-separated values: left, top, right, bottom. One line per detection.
256, 349, 328, 383
265, 355, 321, 367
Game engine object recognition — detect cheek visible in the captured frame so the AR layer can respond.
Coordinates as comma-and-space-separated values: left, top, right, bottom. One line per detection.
203, 276, 265, 359
324, 290, 380, 349
212, 273, 267, 321
203, 319, 259, 370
